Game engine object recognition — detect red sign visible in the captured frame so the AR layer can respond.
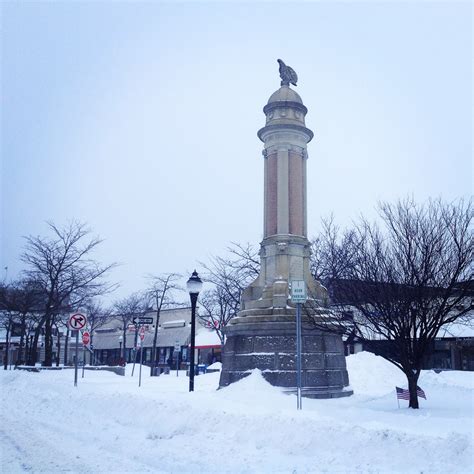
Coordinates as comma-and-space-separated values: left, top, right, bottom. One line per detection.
82, 331, 90, 345
139, 326, 145, 341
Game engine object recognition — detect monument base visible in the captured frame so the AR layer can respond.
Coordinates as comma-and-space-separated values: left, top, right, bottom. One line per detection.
219, 319, 353, 398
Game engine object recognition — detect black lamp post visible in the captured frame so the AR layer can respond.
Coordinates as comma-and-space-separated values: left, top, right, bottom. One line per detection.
187, 270, 203, 392
119, 335, 123, 360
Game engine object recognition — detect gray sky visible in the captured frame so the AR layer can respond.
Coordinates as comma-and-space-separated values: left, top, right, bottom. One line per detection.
1, 1, 472, 300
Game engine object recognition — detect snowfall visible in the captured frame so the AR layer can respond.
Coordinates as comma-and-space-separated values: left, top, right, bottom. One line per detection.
1, 353, 472, 473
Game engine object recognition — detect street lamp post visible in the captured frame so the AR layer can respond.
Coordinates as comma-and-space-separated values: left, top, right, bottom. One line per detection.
119, 335, 123, 361
187, 270, 203, 392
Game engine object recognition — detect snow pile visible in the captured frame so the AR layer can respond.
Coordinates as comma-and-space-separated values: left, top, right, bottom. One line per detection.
346, 351, 407, 395
206, 361, 222, 370
1, 353, 472, 473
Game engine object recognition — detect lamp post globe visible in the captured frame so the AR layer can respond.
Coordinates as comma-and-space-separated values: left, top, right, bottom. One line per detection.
187, 270, 203, 392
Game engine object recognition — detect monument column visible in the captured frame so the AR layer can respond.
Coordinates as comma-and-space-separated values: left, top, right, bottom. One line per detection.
219, 60, 352, 398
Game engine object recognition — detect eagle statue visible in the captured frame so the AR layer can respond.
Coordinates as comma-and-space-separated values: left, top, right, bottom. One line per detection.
277, 59, 298, 87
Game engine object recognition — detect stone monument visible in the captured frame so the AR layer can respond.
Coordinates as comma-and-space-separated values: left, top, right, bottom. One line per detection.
219, 60, 352, 398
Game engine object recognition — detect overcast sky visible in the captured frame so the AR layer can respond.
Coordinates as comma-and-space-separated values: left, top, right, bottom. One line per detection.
1, 1, 472, 301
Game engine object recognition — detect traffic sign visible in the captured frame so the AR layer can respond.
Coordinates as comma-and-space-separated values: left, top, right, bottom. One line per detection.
174, 341, 180, 351
69, 313, 87, 330
82, 331, 90, 346
290, 281, 307, 303
132, 316, 153, 325
139, 326, 146, 341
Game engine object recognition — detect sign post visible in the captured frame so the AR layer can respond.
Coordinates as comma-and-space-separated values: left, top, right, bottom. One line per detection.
69, 313, 87, 387
138, 328, 145, 387
175, 341, 180, 377
291, 281, 307, 410
81, 331, 90, 379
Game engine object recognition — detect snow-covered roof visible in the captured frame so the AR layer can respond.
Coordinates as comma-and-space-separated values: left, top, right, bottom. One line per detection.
437, 322, 474, 339
195, 328, 221, 348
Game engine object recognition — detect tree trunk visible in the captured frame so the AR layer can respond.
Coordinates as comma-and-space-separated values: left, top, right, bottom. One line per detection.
17, 315, 27, 366
150, 309, 161, 377
123, 327, 127, 360
43, 315, 53, 366
28, 325, 42, 366
4, 322, 11, 370
90, 333, 94, 366
133, 328, 138, 362
64, 329, 69, 366
406, 371, 420, 409
25, 335, 30, 365
56, 330, 61, 367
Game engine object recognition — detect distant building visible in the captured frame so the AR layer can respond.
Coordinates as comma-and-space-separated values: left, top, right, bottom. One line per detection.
328, 279, 474, 371
0, 306, 223, 370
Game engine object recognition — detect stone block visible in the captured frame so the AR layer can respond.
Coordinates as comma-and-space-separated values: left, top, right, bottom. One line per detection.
233, 354, 254, 371
256, 335, 295, 352
304, 370, 328, 387
302, 353, 324, 369
324, 354, 345, 369
278, 354, 296, 370
253, 354, 276, 370
322, 335, 337, 352
303, 335, 324, 353
221, 353, 234, 370
224, 337, 235, 353
234, 336, 254, 353
263, 370, 295, 387
327, 370, 343, 387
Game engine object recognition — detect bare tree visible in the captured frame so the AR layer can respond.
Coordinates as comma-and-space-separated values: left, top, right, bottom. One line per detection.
145, 273, 182, 376
307, 198, 473, 408
200, 243, 259, 341
21, 221, 117, 366
198, 286, 233, 347
113, 293, 147, 362
0, 279, 43, 368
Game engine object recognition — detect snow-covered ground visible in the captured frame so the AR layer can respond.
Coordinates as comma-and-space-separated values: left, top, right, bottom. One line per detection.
1, 352, 472, 473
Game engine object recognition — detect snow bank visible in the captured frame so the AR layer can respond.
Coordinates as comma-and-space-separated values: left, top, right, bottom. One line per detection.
207, 361, 222, 370
346, 351, 406, 395
1, 353, 472, 473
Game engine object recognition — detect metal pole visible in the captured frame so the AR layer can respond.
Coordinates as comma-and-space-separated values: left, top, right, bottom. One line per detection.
189, 293, 197, 392
81, 342, 85, 378
74, 331, 79, 387
131, 326, 138, 377
139, 342, 143, 387
296, 302, 302, 410
176, 351, 179, 377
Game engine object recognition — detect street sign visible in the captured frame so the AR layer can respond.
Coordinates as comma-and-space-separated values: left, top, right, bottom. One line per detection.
69, 313, 87, 330
82, 331, 90, 345
132, 316, 153, 325
290, 281, 306, 411
139, 326, 146, 341
174, 341, 180, 351
290, 280, 307, 303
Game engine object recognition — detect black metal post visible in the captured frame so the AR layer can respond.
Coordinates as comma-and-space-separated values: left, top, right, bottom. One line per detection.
189, 292, 198, 392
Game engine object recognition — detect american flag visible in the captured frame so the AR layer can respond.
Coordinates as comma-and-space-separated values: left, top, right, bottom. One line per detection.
396, 386, 427, 400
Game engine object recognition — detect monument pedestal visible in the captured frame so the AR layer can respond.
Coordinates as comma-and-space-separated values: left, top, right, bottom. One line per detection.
220, 317, 352, 398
